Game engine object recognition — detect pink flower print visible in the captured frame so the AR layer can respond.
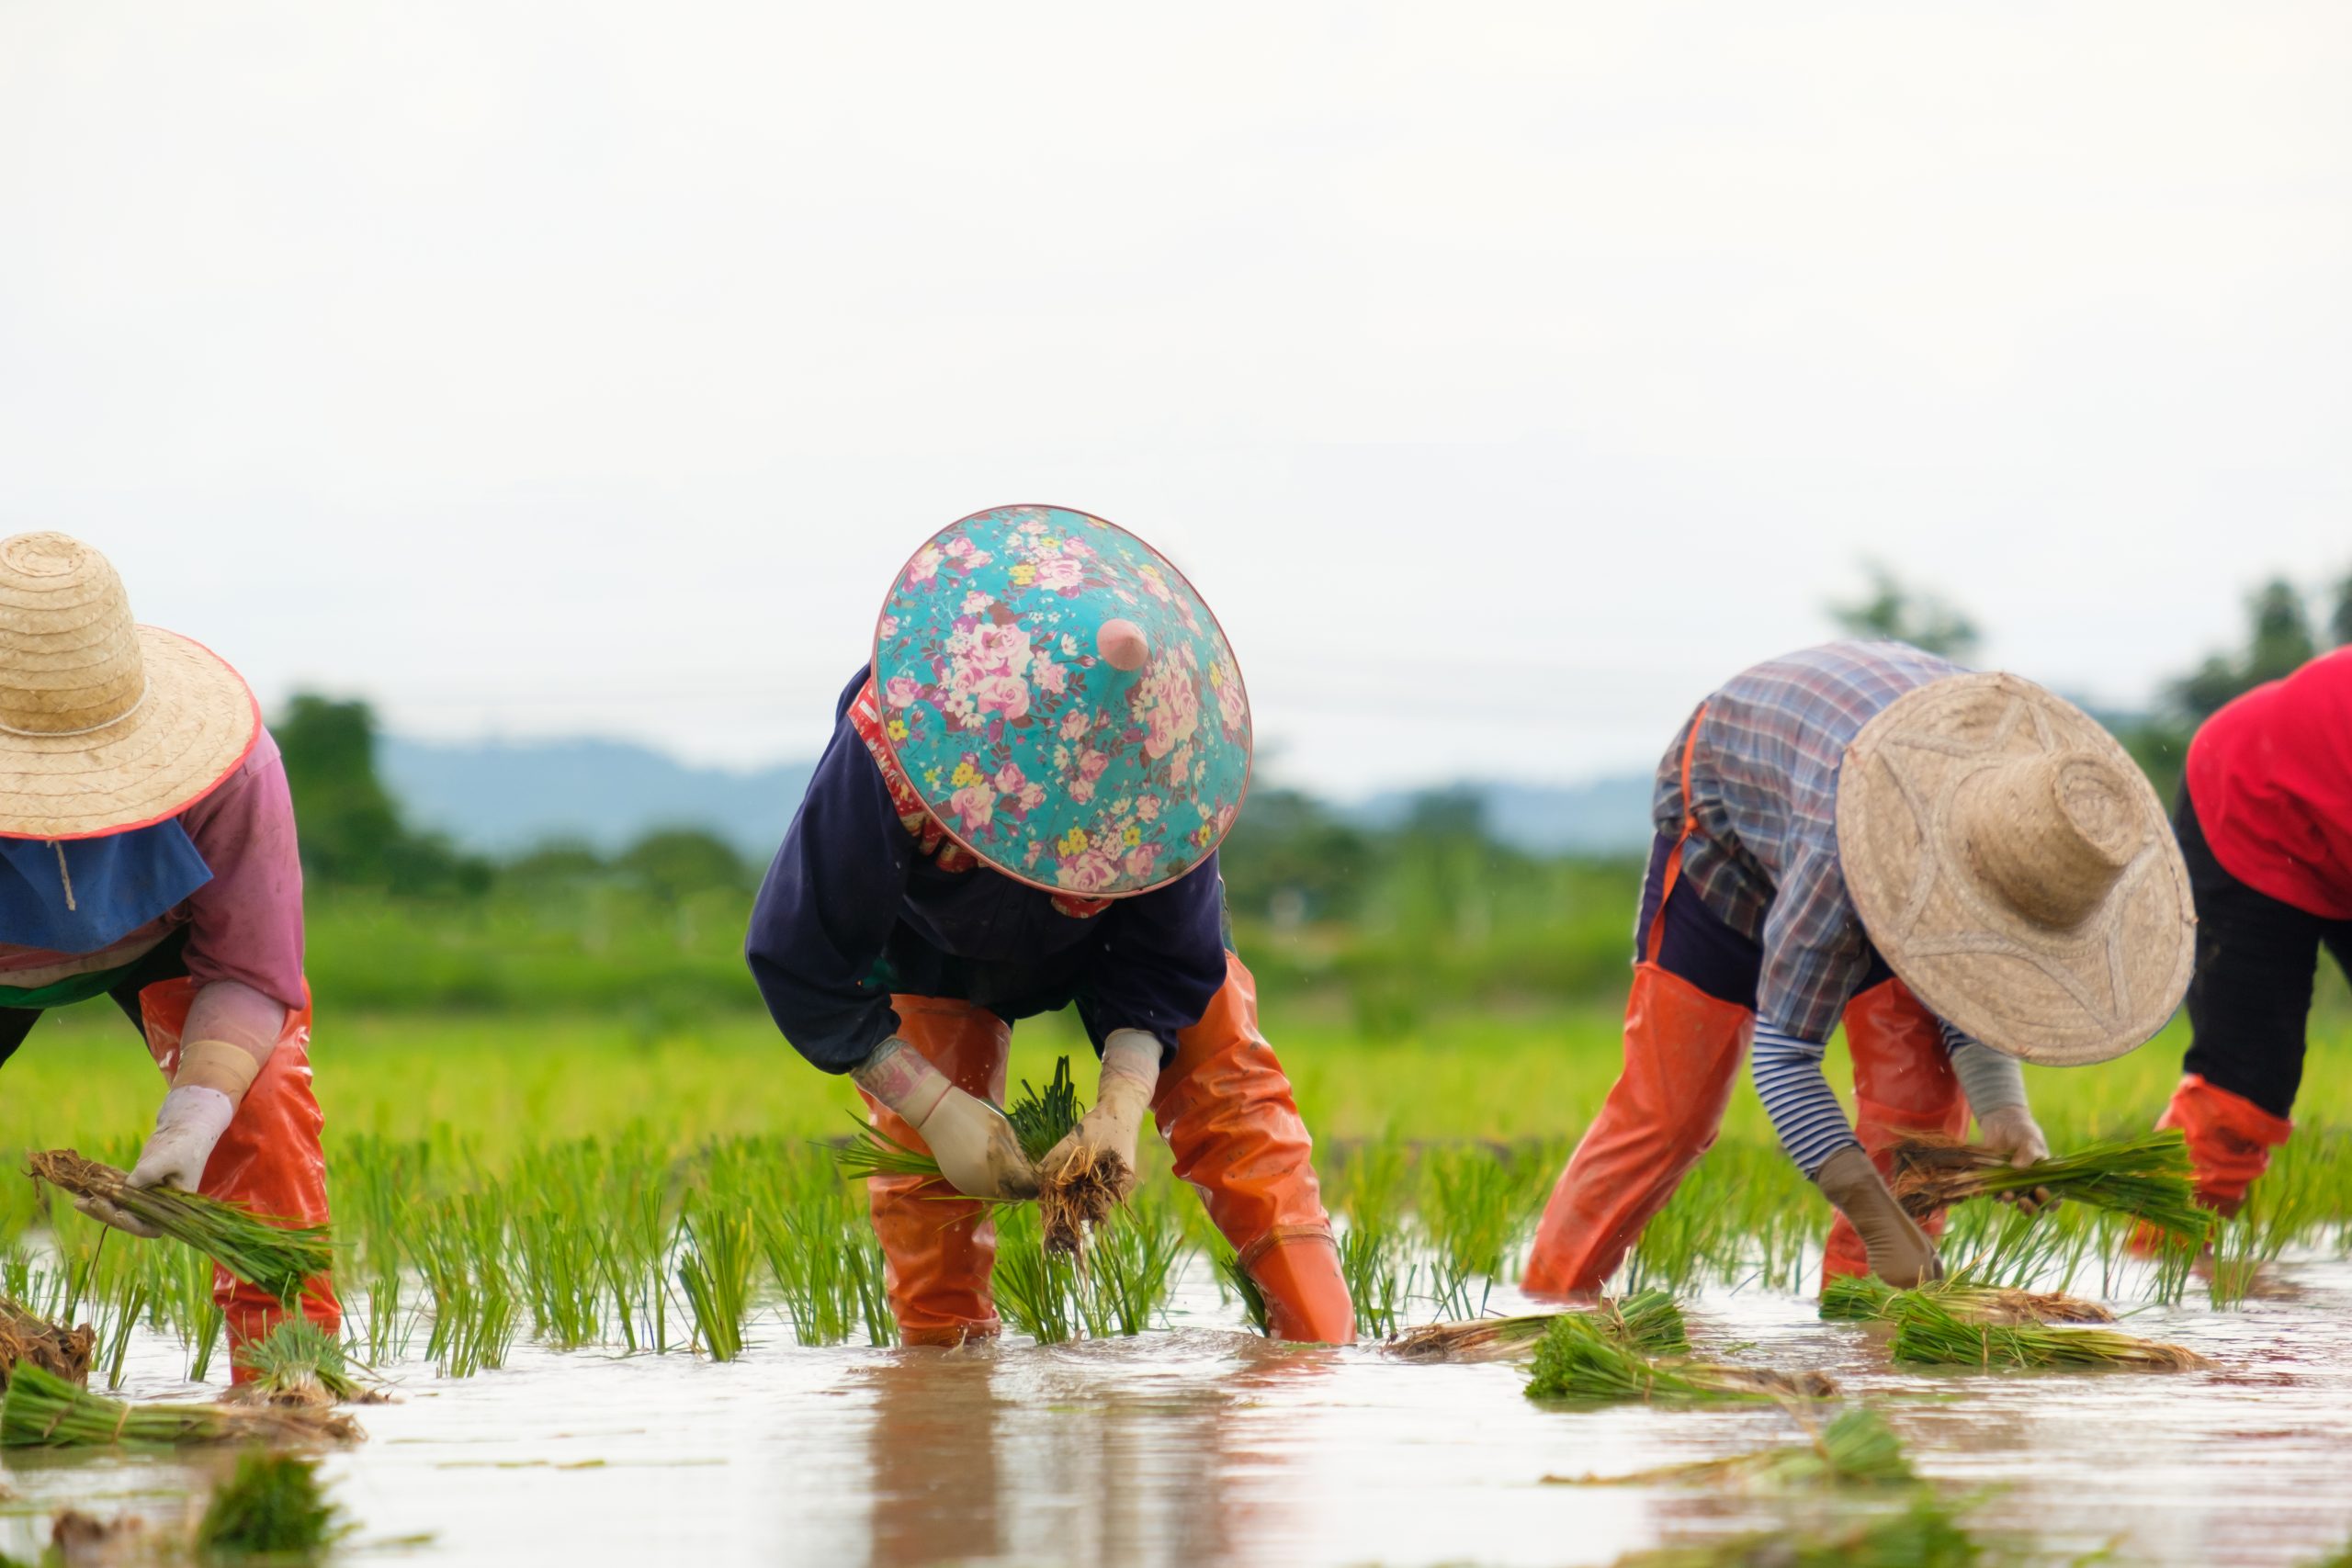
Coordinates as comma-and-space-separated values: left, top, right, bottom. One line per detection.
949, 783, 996, 833
1136, 564, 1175, 604
944, 536, 974, 558
1122, 845, 1159, 881
1019, 784, 1046, 811
994, 762, 1025, 794
879, 615, 899, 638
1216, 675, 1247, 734
1037, 659, 1068, 696
884, 676, 922, 709
1062, 536, 1092, 558
1035, 555, 1084, 593
1078, 749, 1109, 784
1132, 656, 1201, 761
974, 674, 1031, 724
961, 591, 992, 615
971, 622, 1034, 678
1137, 795, 1162, 822
1058, 709, 1090, 741
1071, 778, 1096, 804
1058, 849, 1122, 893
906, 547, 943, 585
966, 551, 992, 568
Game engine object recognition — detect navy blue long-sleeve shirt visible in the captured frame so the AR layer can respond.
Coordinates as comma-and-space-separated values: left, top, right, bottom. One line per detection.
746, 669, 1232, 1074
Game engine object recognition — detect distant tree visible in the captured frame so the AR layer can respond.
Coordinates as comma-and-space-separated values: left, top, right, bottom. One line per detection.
2332, 570, 2352, 650
275, 693, 492, 895
2168, 578, 2321, 722
1828, 562, 1982, 662
615, 828, 749, 904
1216, 788, 1373, 924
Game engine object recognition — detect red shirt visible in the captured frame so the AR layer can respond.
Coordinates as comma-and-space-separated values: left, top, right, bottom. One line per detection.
2187, 649, 2352, 920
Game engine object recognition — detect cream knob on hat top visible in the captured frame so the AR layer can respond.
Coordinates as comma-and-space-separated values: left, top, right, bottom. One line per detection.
1957, 750, 2143, 930
1097, 618, 1149, 672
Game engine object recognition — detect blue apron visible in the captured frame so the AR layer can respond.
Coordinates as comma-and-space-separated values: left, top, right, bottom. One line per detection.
0, 822, 214, 955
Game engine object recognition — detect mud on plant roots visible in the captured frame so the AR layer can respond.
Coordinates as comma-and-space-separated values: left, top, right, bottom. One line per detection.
1389, 1290, 1689, 1363
28, 1149, 332, 1305
1038, 1141, 1129, 1258
0, 1299, 94, 1390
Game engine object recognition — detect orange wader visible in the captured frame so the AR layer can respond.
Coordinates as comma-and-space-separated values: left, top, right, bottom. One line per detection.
1815, 977, 1970, 1287
1521, 711, 1974, 1297
863, 956, 1355, 1347
136, 977, 339, 1377
2158, 1073, 2292, 1217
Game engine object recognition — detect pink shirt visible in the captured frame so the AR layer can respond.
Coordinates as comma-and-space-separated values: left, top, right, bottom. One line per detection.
0, 729, 306, 1017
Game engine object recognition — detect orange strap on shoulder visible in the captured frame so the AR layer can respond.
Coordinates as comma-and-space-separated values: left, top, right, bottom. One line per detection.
1644, 703, 1709, 964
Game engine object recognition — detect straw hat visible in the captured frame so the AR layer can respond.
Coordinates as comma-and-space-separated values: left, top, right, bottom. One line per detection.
872, 505, 1251, 897
0, 533, 259, 840
1838, 672, 2193, 1066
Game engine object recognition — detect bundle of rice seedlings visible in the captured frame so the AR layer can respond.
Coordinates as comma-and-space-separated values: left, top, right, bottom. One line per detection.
1213, 1245, 1270, 1337
833, 1057, 1084, 1182
1603, 1492, 1982, 1567
1887, 1294, 2204, 1371
196, 1450, 350, 1562
677, 1210, 755, 1362
1037, 1142, 1126, 1258
0, 1299, 93, 1389
1389, 1290, 1689, 1364
1525, 1314, 1836, 1403
231, 1318, 387, 1407
1889, 1130, 2211, 1244
28, 1151, 332, 1306
1819, 1274, 2112, 1326
1561, 1405, 1917, 1491
1, 1362, 360, 1449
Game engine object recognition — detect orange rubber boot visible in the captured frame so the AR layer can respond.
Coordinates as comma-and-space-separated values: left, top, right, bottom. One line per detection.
1521, 964, 1752, 1298
1819, 978, 1971, 1288
1155, 953, 1354, 1344
859, 998, 1013, 1347
137, 978, 340, 1381
2158, 1074, 2292, 1218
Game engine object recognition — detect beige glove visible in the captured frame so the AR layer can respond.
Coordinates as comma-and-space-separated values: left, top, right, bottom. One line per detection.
79, 1037, 264, 1238
854, 1038, 1039, 1201
1977, 1104, 2055, 1215
1815, 1145, 1943, 1287
1037, 1029, 1160, 1200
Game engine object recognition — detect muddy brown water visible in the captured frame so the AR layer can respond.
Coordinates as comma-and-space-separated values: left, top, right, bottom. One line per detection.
6, 1257, 2352, 1566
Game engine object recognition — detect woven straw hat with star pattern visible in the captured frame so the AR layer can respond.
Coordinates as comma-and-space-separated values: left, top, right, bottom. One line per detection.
1838, 672, 2194, 1066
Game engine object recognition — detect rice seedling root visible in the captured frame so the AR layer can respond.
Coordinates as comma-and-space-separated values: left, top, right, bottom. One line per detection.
0, 1363, 363, 1449
1038, 1143, 1127, 1258
0, 1300, 93, 1389
28, 1150, 332, 1305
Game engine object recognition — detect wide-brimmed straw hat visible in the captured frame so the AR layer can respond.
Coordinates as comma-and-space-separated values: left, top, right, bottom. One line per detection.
871, 504, 1251, 898
1838, 672, 2193, 1066
0, 533, 260, 840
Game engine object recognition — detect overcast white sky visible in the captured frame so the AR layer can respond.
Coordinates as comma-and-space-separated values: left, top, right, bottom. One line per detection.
2, 3, 2346, 795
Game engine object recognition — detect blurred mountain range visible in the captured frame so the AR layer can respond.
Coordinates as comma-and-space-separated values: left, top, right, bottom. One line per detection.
379, 735, 1657, 859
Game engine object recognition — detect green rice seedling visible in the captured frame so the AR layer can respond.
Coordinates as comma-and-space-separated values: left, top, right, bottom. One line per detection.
154, 1239, 227, 1382
1525, 1314, 1836, 1403
414, 1194, 520, 1379
756, 1191, 853, 1347
1602, 1491, 1985, 1567
1886, 1293, 2203, 1371
1571, 1405, 1917, 1491
595, 1140, 674, 1354
1391, 1290, 1685, 1363
1891, 1130, 2211, 1245
677, 1207, 755, 1362
195, 1449, 350, 1562
2208, 1134, 2335, 1307
994, 1206, 1080, 1345
1819, 1274, 2112, 1325
28, 1151, 333, 1307
832, 1056, 1084, 1182
0, 1362, 359, 1448
1338, 1222, 1406, 1339
1420, 1146, 1518, 1318
1085, 1192, 1182, 1337
334, 1134, 426, 1364
233, 1318, 377, 1405
94, 1263, 146, 1391
1213, 1242, 1270, 1337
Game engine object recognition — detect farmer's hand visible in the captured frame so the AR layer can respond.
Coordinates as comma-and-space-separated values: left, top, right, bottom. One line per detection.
1815, 1145, 1943, 1288
1038, 1029, 1160, 1202
78, 1086, 237, 1238
854, 1037, 1039, 1201
1977, 1105, 2055, 1215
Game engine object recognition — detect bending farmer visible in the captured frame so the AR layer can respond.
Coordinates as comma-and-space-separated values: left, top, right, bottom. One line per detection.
747, 505, 1352, 1345
0, 533, 335, 1367
2155, 649, 2352, 1214
1521, 641, 2193, 1295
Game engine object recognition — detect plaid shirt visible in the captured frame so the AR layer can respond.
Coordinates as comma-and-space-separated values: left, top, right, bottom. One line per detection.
1652, 641, 1968, 1041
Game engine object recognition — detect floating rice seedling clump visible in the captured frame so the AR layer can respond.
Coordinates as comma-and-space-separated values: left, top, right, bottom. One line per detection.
28, 1150, 332, 1305
1889, 1131, 2211, 1245
1887, 1295, 2204, 1371
1525, 1314, 1835, 1404
1820, 1274, 2113, 1325
1391, 1290, 1687, 1364
1604, 1492, 1984, 1567
232, 1318, 385, 1407
1563, 1405, 1917, 1492
0, 1299, 93, 1390
196, 1449, 350, 1561
1, 1363, 360, 1449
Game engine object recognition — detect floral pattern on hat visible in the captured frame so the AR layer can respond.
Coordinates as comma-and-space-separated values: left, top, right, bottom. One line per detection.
872, 505, 1250, 897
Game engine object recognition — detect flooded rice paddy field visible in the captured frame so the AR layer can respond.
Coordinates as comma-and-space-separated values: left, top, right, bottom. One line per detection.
8, 1254, 2352, 1567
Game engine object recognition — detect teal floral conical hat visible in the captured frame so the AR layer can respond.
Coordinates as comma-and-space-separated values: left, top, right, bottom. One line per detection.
871, 505, 1252, 897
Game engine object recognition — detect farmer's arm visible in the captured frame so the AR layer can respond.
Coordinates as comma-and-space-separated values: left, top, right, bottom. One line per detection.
1750, 852, 1943, 1285
1046, 857, 1231, 1196
1941, 1024, 2051, 1206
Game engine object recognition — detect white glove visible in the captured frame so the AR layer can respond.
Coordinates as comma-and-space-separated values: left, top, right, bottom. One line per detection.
854, 1039, 1039, 1201
1038, 1030, 1160, 1201
77, 1086, 235, 1238
1977, 1104, 2054, 1214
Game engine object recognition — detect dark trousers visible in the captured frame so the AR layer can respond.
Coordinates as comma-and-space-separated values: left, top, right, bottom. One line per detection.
2177, 784, 2352, 1121
0, 928, 192, 1067
1634, 834, 1893, 1012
